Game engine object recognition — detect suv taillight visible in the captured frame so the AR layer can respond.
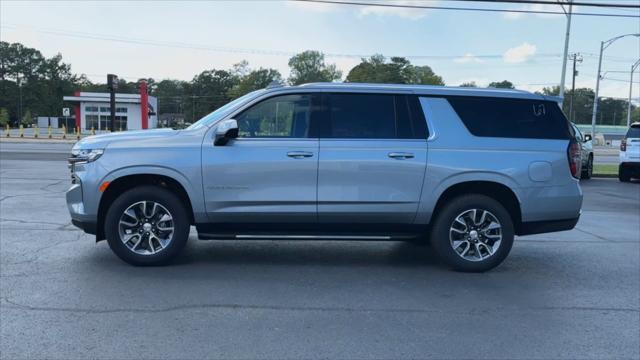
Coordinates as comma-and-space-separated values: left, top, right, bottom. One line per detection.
568, 139, 580, 179
621, 138, 627, 151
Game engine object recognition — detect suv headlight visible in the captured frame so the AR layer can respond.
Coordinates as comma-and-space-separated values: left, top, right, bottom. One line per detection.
69, 149, 104, 164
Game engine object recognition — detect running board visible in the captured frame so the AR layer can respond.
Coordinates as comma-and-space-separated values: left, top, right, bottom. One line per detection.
197, 233, 418, 241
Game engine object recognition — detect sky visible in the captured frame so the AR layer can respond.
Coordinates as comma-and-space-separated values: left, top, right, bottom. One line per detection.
1, 0, 639, 101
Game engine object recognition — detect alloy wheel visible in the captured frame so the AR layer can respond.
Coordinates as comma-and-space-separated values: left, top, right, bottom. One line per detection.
449, 209, 502, 262
118, 201, 174, 255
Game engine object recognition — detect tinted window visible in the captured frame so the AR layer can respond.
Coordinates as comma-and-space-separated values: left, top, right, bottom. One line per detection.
447, 97, 571, 139
235, 94, 311, 138
326, 93, 426, 139
626, 125, 640, 139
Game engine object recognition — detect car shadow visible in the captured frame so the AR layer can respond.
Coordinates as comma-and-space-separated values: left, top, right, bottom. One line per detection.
174, 239, 442, 268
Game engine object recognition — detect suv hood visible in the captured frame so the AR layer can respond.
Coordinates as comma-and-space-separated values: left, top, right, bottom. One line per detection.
73, 128, 178, 150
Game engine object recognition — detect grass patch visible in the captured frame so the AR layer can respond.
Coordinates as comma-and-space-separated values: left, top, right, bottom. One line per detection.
593, 164, 618, 176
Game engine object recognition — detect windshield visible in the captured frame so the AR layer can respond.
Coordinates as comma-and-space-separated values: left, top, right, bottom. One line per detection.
187, 90, 265, 130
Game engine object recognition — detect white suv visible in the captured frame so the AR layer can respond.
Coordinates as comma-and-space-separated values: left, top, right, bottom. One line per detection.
619, 122, 640, 182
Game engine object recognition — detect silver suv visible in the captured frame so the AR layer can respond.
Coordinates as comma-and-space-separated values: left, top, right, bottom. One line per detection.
66, 83, 583, 272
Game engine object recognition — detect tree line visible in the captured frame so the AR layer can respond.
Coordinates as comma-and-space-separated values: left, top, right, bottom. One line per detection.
0, 41, 637, 127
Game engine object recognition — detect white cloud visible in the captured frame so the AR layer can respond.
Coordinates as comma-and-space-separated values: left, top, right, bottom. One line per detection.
503, 2, 578, 20
358, 0, 429, 20
503, 11, 523, 20
503, 43, 537, 63
454, 53, 484, 64
286, 1, 340, 13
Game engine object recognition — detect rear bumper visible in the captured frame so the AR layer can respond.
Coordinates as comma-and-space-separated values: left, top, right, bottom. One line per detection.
620, 162, 640, 174
517, 216, 580, 236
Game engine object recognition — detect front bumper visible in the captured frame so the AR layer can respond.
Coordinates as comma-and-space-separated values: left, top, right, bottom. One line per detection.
66, 180, 96, 235
71, 219, 97, 235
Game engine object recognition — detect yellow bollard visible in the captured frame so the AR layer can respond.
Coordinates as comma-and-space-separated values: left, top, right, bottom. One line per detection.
62, 125, 67, 139
91, 126, 95, 136
5, 124, 9, 137
48, 125, 52, 139
19, 125, 24, 138
34, 126, 39, 138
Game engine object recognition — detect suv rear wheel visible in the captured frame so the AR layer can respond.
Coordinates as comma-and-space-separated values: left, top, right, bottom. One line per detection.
619, 164, 631, 182
581, 155, 593, 180
105, 186, 190, 266
430, 194, 514, 272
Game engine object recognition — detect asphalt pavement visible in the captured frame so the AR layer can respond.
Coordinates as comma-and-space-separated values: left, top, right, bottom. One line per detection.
1, 145, 639, 359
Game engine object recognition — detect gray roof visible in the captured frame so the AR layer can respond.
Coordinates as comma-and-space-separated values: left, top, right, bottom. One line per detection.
267, 82, 550, 101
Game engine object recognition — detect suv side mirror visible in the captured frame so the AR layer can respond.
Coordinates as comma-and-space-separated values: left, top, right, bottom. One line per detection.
584, 134, 592, 142
214, 119, 238, 146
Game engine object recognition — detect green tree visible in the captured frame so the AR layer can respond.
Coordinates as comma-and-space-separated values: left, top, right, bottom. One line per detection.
459, 81, 478, 87
187, 69, 238, 122
0, 108, 9, 127
407, 65, 444, 85
488, 80, 515, 89
151, 79, 189, 115
346, 55, 443, 85
229, 67, 282, 99
0, 41, 81, 124
631, 107, 640, 124
288, 50, 341, 85
20, 109, 33, 126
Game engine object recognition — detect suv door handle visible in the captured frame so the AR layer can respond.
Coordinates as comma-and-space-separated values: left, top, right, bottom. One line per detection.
287, 151, 314, 159
388, 152, 414, 160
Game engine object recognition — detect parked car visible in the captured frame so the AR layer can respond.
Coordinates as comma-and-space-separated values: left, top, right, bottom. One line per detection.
619, 121, 640, 182
570, 123, 594, 179
67, 83, 583, 272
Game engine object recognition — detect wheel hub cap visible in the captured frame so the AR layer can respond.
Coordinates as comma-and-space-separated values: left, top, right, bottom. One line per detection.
449, 209, 502, 262
118, 201, 175, 256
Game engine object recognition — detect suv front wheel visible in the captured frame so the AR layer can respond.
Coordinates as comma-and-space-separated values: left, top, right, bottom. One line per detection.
105, 186, 190, 266
430, 194, 514, 272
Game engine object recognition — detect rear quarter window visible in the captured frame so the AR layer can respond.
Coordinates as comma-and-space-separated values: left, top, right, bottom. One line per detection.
447, 97, 571, 140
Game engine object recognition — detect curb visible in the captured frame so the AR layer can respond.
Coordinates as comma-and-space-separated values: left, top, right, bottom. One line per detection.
0, 138, 78, 144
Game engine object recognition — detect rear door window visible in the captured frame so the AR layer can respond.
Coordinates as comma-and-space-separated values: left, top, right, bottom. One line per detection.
447, 97, 571, 139
324, 93, 427, 139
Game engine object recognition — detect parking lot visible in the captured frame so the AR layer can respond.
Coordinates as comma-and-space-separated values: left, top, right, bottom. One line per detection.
1, 142, 639, 359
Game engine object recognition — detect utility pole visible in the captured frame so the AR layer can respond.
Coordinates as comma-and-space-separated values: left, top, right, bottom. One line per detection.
627, 59, 640, 127
559, 0, 573, 103
568, 53, 582, 123
17, 76, 22, 126
192, 95, 196, 123
107, 74, 118, 131
591, 33, 640, 139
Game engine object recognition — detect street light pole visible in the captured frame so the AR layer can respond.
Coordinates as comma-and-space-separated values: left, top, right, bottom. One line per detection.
559, 0, 573, 102
591, 33, 640, 139
628, 59, 640, 127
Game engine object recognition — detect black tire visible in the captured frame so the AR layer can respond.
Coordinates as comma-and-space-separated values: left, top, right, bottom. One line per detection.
430, 194, 514, 272
105, 186, 190, 266
581, 155, 593, 180
619, 164, 631, 182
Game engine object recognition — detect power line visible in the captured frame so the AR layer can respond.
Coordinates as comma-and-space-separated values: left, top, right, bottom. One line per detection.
293, 0, 640, 18
444, 0, 640, 9
3, 24, 634, 64
0, 24, 566, 61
